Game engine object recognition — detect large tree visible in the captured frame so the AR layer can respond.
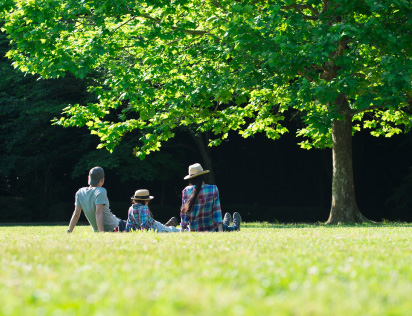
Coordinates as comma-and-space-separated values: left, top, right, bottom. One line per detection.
1, 0, 411, 223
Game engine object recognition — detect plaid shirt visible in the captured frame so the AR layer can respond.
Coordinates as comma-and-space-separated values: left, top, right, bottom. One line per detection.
180, 184, 223, 232
125, 203, 155, 231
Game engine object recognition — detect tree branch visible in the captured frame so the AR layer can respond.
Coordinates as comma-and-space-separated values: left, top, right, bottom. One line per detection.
405, 92, 412, 106
138, 13, 208, 36
138, 13, 160, 23
210, 0, 224, 9
353, 104, 386, 114
297, 70, 316, 82
103, 16, 137, 45
353, 90, 412, 115
281, 4, 320, 20
320, 0, 330, 15
351, 72, 366, 79
173, 28, 207, 36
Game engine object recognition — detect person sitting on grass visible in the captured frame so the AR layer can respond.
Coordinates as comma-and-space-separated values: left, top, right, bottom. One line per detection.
126, 189, 180, 233
67, 166, 126, 233
180, 163, 241, 232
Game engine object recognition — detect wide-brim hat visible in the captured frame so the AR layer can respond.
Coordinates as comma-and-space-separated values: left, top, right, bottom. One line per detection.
184, 163, 210, 180
131, 189, 154, 200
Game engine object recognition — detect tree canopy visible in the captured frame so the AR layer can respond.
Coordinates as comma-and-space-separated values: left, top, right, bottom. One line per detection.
2, 0, 411, 156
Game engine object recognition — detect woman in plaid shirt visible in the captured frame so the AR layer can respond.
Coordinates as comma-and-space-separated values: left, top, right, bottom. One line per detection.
180, 163, 241, 232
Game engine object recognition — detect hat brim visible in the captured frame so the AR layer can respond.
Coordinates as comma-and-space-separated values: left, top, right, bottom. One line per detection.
183, 170, 210, 180
131, 196, 154, 201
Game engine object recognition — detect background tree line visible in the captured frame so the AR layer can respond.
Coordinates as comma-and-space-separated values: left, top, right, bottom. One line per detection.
1, 0, 412, 223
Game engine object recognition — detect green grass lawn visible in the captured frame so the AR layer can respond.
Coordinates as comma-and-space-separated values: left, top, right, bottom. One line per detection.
1, 223, 412, 315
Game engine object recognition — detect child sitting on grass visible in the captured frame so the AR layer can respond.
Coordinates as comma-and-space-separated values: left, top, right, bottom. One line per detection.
125, 189, 180, 233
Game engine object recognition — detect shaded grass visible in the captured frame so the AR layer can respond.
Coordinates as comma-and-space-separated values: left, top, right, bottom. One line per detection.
1, 223, 412, 315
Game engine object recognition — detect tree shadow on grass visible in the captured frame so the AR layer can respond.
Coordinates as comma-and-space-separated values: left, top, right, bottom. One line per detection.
0, 221, 90, 227
1, 221, 410, 229
244, 221, 412, 229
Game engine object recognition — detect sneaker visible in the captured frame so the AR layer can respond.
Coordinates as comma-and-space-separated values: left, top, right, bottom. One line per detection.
223, 212, 232, 226
165, 217, 178, 227
232, 212, 241, 231
117, 219, 126, 232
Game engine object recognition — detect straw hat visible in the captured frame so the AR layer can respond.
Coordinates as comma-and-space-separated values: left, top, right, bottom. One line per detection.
184, 163, 210, 180
130, 189, 154, 201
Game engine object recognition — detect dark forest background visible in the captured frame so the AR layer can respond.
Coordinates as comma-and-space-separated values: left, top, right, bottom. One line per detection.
1, 31, 412, 224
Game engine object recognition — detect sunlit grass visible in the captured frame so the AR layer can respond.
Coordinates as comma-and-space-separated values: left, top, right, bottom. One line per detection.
1, 223, 412, 315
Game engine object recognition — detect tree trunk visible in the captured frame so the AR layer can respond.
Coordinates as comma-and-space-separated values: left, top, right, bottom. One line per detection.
326, 111, 368, 224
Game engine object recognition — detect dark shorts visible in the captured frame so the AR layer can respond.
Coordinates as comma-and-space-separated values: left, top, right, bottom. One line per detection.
113, 219, 127, 232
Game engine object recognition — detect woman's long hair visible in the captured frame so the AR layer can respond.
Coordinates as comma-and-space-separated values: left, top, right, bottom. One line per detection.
132, 199, 154, 219
182, 175, 205, 214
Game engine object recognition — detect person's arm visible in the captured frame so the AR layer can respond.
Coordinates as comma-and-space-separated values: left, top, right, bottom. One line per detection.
96, 204, 105, 232
212, 186, 223, 232
180, 213, 189, 232
125, 206, 135, 231
140, 206, 155, 230
68, 205, 82, 233
180, 189, 190, 232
